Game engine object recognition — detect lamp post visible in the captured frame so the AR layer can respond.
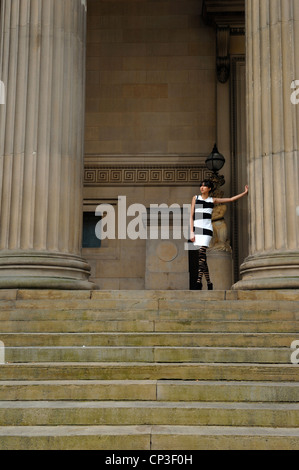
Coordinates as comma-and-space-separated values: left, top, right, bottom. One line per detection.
204, 145, 233, 291
205, 144, 225, 194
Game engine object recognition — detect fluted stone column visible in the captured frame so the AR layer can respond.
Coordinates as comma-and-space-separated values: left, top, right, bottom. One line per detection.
0, 0, 93, 289
234, 0, 299, 289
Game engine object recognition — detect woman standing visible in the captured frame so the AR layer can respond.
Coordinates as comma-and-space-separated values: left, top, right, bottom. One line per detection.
190, 180, 248, 290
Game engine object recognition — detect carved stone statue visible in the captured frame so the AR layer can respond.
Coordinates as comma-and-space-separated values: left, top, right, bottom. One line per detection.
208, 172, 232, 253
209, 204, 232, 253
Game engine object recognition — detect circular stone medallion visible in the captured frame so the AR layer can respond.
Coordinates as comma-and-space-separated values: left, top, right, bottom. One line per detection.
156, 242, 178, 262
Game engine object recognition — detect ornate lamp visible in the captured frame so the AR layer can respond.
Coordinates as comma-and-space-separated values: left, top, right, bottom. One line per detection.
205, 143, 225, 173
205, 144, 225, 195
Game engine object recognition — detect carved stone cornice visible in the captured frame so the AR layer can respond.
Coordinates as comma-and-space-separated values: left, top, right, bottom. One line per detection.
202, 0, 245, 29
202, 0, 245, 83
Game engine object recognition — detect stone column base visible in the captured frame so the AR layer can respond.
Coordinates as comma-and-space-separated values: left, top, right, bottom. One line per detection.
0, 252, 95, 290
233, 252, 299, 290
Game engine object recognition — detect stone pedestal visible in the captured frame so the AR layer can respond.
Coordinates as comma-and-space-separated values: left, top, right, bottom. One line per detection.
234, 0, 299, 290
144, 209, 189, 290
0, 0, 93, 289
207, 251, 233, 291
145, 239, 189, 290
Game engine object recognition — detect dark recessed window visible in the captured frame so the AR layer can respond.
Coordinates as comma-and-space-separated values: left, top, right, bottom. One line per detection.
82, 212, 101, 248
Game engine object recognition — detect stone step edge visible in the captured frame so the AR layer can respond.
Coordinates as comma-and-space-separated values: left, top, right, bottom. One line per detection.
0, 332, 296, 336
1, 289, 299, 301
1, 301, 298, 312
0, 335, 295, 347
2, 400, 299, 411
2, 346, 294, 363
1, 322, 299, 331
1, 424, 299, 437
2, 345, 293, 350
1, 425, 299, 450
2, 311, 298, 319
0, 379, 298, 402
0, 362, 298, 382
1, 361, 298, 368
3, 347, 293, 364
1, 379, 299, 386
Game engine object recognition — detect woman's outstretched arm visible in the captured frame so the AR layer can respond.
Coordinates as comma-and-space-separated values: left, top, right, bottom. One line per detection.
213, 185, 249, 204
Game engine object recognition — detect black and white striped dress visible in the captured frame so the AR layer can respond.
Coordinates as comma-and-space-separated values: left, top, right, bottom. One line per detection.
193, 195, 214, 247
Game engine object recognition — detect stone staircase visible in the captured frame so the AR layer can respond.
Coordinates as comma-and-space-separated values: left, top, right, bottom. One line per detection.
0, 288, 298, 450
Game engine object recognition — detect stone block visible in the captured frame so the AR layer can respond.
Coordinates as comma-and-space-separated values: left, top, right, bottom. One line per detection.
145, 237, 189, 290
84, 140, 122, 154
206, 251, 233, 291
145, 272, 189, 290
0, 426, 151, 450
122, 84, 168, 99
119, 278, 145, 290
0, 290, 17, 300
16, 290, 91, 300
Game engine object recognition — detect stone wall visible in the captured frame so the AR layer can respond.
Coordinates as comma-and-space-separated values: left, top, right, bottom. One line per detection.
85, 0, 216, 156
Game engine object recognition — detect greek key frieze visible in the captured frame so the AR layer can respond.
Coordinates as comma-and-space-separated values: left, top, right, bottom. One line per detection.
84, 165, 211, 186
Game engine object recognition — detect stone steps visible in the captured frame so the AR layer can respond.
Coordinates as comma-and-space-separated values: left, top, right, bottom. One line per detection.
1, 299, 297, 316
1, 400, 299, 427
1, 319, 299, 333
0, 332, 295, 347
2, 346, 292, 363
0, 289, 298, 449
2, 308, 298, 320
1, 289, 296, 301
0, 362, 298, 382
1, 380, 299, 402
1, 425, 299, 450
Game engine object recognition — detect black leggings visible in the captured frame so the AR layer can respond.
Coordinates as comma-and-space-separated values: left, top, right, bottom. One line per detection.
197, 246, 211, 285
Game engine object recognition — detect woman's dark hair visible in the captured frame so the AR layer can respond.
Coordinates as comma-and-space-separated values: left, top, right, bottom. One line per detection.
200, 179, 214, 192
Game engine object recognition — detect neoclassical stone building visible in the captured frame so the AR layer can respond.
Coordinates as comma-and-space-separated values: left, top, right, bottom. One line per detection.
0, 0, 298, 291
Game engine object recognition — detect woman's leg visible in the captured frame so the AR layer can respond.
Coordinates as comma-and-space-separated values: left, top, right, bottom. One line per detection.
197, 246, 213, 288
